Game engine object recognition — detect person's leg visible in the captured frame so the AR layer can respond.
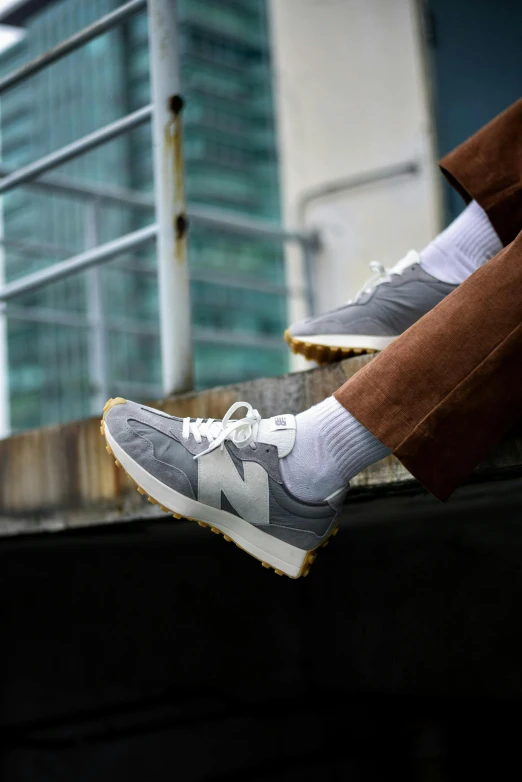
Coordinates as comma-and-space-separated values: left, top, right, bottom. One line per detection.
101, 99, 522, 579
279, 396, 391, 502
286, 98, 522, 363
419, 96, 522, 282
439, 97, 522, 247
419, 199, 502, 284
335, 231, 522, 500
102, 226, 522, 580
329, 98, 522, 499
101, 234, 522, 576
285, 98, 522, 502
101, 227, 522, 578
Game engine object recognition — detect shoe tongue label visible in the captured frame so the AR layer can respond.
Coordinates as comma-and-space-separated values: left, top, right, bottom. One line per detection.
268, 414, 296, 432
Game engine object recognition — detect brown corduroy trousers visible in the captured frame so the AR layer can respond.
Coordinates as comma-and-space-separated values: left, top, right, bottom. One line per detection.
334, 97, 522, 501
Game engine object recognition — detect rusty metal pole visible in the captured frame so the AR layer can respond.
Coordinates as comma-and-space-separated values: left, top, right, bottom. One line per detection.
147, 0, 193, 395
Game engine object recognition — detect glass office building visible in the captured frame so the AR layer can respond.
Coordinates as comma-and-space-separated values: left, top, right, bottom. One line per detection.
0, 0, 287, 432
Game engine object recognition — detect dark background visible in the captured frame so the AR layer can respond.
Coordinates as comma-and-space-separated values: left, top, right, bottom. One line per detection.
3, 476, 522, 781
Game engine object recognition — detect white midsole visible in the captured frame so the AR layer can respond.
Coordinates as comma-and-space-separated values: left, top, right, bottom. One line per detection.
296, 334, 397, 350
104, 422, 308, 578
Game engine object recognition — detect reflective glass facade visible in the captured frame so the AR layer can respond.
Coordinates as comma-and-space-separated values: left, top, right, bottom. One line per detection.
0, 0, 286, 431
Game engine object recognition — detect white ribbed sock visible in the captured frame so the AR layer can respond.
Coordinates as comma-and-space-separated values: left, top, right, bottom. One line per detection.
280, 396, 391, 503
420, 200, 502, 285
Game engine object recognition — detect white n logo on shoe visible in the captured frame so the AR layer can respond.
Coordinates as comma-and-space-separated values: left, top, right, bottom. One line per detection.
198, 447, 269, 526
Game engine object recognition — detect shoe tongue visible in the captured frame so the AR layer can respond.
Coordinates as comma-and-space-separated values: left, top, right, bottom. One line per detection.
257, 414, 297, 457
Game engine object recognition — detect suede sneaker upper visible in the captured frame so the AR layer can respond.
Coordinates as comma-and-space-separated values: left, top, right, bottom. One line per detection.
286, 251, 457, 362
102, 398, 345, 578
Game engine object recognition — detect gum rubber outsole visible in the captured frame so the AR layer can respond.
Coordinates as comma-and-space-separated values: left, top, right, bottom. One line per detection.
284, 329, 379, 365
100, 397, 339, 579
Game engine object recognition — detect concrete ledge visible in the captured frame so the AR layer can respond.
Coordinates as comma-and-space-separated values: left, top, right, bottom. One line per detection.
1, 354, 522, 536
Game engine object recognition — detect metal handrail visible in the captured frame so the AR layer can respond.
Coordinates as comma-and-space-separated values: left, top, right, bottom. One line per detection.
188, 203, 316, 245
6, 305, 284, 350
0, 157, 315, 244
0, 235, 303, 298
0, 209, 314, 304
0, 0, 315, 438
6, 305, 159, 335
0, 224, 158, 302
0, 0, 147, 93
0, 106, 152, 194
0, 162, 156, 210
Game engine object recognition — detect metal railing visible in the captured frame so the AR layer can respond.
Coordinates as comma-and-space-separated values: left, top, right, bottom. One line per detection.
0, 0, 420, 440
0, 0, 317, 437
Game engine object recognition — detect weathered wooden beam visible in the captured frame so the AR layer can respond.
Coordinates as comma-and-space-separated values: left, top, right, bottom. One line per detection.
1, 354, 521, 536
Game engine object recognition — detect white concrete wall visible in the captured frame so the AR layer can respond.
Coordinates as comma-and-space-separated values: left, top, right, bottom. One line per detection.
269, 0, 441, 366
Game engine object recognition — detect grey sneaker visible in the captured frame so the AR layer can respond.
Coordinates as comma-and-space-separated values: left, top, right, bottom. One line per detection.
285, 251, 457, 364
101, 397, 345, 579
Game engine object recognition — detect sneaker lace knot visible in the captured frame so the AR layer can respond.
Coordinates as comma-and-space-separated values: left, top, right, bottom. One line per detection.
182, 401, 262, 460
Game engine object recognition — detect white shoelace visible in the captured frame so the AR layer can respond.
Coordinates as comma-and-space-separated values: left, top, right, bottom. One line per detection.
182, 401, 262, 460
347, 250, 420, 304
